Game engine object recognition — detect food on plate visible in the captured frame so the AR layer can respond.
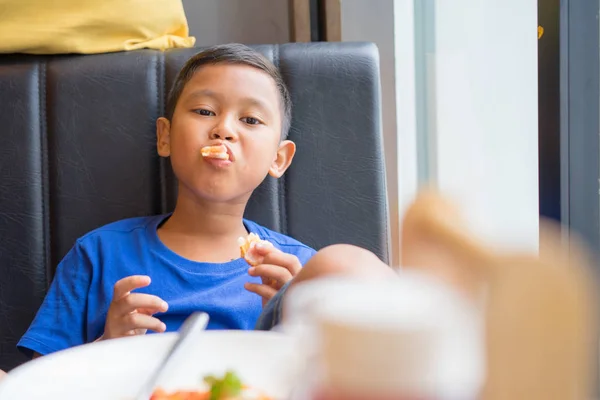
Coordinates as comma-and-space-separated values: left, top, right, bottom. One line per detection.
201, 145, 229, 160
238, 233, 272, 266
150, 370, 272, 400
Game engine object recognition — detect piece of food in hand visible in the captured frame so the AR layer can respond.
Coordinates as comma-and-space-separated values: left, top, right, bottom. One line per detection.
238, 233, 271, 266
239, 234, 278, 288
201, 144, 229, 160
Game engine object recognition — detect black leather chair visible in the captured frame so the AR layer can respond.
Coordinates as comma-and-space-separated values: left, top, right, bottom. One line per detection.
0, 42, 389, 371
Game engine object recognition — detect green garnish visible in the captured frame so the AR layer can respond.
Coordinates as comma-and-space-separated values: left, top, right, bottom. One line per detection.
203, 370, 243, 400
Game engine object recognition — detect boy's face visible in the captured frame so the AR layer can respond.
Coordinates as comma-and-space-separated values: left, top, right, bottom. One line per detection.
156, 64, 295, 203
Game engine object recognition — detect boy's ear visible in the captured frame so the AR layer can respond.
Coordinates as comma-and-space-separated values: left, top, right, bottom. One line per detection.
268, 140, 296, 178
156, 117, 171, 157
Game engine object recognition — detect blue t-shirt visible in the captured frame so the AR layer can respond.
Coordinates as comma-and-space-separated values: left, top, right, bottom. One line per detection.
17, 214, 316, 357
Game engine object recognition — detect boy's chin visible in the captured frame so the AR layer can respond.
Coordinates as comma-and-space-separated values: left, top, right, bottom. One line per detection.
178, 174, 267, 204
188, 186, 255, 205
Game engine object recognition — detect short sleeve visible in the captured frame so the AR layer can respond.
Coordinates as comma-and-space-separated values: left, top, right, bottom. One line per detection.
17, 241, 93, 358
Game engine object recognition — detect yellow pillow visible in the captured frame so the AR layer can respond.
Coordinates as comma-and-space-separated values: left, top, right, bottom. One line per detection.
0, 0, 196, 54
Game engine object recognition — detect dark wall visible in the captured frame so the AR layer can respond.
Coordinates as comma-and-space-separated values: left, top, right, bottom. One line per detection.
538, 0, 561, 222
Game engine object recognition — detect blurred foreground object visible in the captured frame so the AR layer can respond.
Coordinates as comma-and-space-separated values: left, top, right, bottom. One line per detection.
0, 0, 195, 54
402, 189, 598, 400
284, 273, 485, 399
283, 189, 598, 399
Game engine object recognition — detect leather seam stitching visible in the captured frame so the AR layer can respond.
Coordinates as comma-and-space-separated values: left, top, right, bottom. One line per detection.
38, 61, 51, 287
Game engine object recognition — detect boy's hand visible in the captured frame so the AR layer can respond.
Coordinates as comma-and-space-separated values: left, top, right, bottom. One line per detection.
101, 275, 169, 340
244, 244, 302, 306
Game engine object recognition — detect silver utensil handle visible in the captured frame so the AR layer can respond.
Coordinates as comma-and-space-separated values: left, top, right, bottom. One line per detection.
134, 311, 210, 400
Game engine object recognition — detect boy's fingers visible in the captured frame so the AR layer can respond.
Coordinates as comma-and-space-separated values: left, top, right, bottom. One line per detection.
244, 242, 275, 265
248, 265, 292, 288
137, 307, 163, 316
115, 293, 168, 316
122, 313, 166, 334
261, 251, 302, 276
250, 242, 276, 256
244, 282, 277, 300
113, 275, 151, 299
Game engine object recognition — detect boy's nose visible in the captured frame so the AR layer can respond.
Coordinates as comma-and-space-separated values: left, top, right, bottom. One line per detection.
209, 119, 238, 141
209, 130, 233, 140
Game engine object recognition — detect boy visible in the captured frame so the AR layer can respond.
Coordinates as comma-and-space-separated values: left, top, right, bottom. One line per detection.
16, 43, 394, 358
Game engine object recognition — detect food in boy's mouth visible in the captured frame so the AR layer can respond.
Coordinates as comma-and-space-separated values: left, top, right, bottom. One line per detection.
201, 145, 229, 160
238, 233, 271, 266
150, 370, 272, 400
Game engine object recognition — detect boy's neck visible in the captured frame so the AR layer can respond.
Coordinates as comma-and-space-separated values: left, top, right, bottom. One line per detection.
163, 193, 249, 239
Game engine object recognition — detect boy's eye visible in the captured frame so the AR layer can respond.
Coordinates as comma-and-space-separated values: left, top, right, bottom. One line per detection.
194, 109, 215, 116
241, 117, 261, 125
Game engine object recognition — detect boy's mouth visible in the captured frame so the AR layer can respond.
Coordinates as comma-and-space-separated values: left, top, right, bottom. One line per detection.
201, 144, 231, 161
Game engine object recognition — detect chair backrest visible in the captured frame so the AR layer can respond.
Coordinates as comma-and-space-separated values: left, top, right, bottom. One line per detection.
0, 42, 389, 370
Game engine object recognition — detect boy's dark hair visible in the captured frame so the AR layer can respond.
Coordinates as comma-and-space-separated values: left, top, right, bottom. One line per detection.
165, 43, 292, 140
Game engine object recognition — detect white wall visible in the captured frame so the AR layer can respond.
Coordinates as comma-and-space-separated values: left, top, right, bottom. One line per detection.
393, 0, 418, 218
429, 0, 540, 251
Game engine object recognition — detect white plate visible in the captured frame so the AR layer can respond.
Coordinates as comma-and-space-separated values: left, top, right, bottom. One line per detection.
0, 331, 303, 400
